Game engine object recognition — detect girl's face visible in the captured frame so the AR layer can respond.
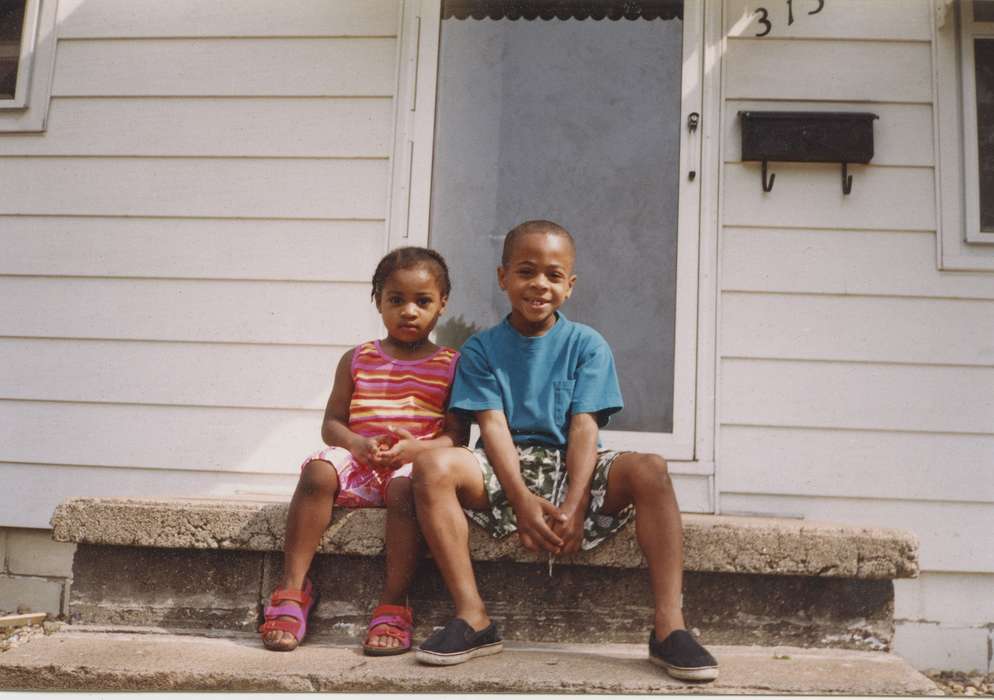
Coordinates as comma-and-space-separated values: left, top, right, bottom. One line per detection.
375, 265, 447, 345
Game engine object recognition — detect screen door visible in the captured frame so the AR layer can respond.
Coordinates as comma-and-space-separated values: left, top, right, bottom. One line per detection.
406, 0, 702, 458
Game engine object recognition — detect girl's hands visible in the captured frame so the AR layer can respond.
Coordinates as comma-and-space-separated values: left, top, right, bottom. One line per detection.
350, 426, 424, 470
352, 435, 392, 468
370, 426, 420, 470
510, 492, 566, 553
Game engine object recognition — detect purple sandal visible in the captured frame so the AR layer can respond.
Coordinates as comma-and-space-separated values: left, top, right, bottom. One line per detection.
259, 578, 317, 651
362, 604, 414, 656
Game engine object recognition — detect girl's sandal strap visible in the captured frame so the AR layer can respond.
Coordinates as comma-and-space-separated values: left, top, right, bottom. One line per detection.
259, 618, 302, 636
368, 604, 412, 623
259, 578, 316, 648
268, 588, 311, 607
368, 624, 409, 641
363, 610, 413, 655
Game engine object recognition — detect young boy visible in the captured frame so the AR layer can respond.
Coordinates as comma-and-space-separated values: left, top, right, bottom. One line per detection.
410, 220, 718, 681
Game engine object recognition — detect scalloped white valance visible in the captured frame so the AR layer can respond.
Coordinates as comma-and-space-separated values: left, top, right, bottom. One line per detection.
442, 0, 683, 21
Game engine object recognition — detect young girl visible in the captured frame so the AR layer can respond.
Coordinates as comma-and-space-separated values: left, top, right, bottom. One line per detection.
259, 247, 465, 655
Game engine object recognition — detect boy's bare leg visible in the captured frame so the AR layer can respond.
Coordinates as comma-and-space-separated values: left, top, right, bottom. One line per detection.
601, 452, 686, 639
264, 459, 339, 650
411, 447, 492, 631
366, 475, 422, 650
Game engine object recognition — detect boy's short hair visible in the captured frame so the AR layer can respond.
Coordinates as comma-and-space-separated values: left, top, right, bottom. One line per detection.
501, 220, 576, 267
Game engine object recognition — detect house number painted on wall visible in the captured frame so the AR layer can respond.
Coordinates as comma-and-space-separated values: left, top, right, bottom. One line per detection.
754, 0, 824, 37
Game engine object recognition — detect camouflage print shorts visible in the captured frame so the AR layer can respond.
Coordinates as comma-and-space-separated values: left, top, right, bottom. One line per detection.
463, 444, 634, 551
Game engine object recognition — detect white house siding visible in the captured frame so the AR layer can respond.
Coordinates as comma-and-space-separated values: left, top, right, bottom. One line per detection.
718, 0, 994, 671
0, 0, 398, 529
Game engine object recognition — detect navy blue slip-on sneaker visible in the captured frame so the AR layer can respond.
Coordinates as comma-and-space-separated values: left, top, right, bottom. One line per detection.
648, 629, 719, 682
415, 617, 503, 666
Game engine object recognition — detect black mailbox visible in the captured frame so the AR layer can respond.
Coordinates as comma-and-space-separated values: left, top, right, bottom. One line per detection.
738, 111, 879, 194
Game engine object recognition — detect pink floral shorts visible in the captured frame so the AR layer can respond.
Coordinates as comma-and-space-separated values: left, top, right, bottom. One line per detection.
300, 446, 413, 508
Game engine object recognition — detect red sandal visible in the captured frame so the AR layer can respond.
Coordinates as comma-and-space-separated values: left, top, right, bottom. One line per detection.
259, 578, 318, 651
362, 603, 414, 656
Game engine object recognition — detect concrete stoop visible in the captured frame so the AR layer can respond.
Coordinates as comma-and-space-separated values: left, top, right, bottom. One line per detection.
0, 627, 941, 694
50, 497, 920, 652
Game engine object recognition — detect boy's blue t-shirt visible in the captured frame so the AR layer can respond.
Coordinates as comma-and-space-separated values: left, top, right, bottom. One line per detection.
449, 312, 623, 449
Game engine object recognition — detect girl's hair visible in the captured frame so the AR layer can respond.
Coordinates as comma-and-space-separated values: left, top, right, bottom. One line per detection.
371, 246, 452, 302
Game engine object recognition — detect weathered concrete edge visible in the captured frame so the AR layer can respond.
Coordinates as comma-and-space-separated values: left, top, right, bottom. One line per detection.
0, 634, 943, 695
50, 497, 919, 579
0, 663, 937, 695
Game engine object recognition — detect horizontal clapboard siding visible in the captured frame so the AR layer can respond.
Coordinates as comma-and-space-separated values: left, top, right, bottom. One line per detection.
0, 463, 302, 530
0, 278, 381, 344
723, 0, 931, 41
721, 359, 994, 435
57, 0, 399, 38
724, 163, 935, 230
0, 1, 399, 529
722, 293, 994, 367
0, 339, 348, 410
0, 218, 384, 281
719, 493, 994, 573
0, 459, 712, 529
720, 426, 994, 504
724, 38, 932, 102
722, 228, 994, 300
53, 39, 396, 97
0, 158, 387, 219
0, 401, 322, 472
895, 572, 994, 624
0, 457, 712, 529
717, 0, 994, 588
0, 97, 393, 157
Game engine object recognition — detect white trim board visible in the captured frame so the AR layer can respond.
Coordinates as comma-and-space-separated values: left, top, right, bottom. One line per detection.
933, 0, 994, 270
4, 463, 714, 529
0, 0, 58, 131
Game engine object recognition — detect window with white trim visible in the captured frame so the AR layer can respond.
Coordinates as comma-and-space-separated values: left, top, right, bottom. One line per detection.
0, 0, 27, 101
0, 0, 57, 132
961, 0, 994, 243
934, 0, 994, 270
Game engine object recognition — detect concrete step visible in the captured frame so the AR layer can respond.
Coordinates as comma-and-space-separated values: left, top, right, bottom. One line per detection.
50, 497, 919, 650
0, 627, 941, 694
51, 497, 920, 579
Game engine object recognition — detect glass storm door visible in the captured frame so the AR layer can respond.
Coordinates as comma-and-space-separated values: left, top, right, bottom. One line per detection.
393, 0, 703, 460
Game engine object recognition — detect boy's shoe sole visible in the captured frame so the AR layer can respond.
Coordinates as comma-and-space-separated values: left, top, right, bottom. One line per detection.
648, 629, 719, 682
649, 654, 719, 682
415, 617, 504, 666
414, 640, 504, 666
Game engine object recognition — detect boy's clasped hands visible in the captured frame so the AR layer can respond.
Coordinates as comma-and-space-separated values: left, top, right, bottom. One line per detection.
512, 489, 585, 556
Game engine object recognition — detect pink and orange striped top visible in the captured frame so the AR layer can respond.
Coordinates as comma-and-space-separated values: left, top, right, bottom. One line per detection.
348, 340, 460, 441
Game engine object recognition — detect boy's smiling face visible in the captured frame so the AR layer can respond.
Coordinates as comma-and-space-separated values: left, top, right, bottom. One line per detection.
497, 231, 577, 336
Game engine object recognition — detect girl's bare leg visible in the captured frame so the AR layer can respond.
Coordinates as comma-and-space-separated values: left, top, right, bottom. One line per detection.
601, 452, 687, 639
411, 448, 492, 631
365, 475, 422, 649
263, 459, 339, 650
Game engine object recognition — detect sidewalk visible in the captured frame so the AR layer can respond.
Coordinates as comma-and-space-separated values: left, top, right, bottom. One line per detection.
0, 626, 940, 694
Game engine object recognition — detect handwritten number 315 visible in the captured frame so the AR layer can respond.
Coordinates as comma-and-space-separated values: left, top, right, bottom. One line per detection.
754, 0, 824, 37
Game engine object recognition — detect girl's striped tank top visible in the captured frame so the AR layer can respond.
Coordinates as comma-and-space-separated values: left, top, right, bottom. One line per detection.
348, 339, 459, 440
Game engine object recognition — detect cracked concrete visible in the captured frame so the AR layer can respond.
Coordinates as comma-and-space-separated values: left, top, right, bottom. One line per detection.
51, 497, 918, 579
0, 628, 942, 694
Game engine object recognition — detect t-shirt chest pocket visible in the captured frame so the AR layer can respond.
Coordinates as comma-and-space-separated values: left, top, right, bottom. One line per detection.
553, 380, 575, 424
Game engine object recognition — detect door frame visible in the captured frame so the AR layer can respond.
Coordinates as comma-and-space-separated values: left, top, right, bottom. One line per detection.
386, 0, 723, 506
